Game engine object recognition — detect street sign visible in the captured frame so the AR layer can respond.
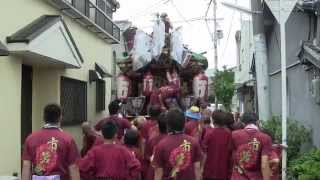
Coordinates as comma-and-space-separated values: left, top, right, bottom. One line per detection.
264, 0, 299, 23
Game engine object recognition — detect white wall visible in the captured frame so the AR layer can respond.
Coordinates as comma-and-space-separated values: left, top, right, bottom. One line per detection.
234, 20, 254, 85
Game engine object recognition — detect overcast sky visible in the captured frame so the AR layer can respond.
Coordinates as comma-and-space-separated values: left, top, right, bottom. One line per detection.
113, 0, 251, 70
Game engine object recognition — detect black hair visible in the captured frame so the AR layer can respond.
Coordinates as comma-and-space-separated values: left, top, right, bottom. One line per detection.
225, 112, 235, 126
229, 121, 245, 131
149, 105, 161, 119
44, 104, 62, 124
166, 108, 185, 132
261, 128, 275, 142
202, 109, 212, 125
108, 100, 121, 115
193, 99, 201, 108
203, 118, 211, 125
102, 121, 117, 139
212, 110, 227, 126
241, 112, 259, 125
157, 112, 167, 134
124, 129, 140, 147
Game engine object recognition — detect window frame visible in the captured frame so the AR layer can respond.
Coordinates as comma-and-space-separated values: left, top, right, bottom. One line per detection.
96, 79, 106, 112
60, 76, 87, 126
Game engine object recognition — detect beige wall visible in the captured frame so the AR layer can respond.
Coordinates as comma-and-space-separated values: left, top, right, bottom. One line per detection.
0, 0, 114, 175
0, 56, 22, 175
32, 68, 60, 130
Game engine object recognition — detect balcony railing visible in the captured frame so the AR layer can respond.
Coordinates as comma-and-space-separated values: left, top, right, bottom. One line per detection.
47, 0, 120, 44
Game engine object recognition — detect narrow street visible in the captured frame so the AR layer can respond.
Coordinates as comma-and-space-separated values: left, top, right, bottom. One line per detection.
0, 0, 319, 179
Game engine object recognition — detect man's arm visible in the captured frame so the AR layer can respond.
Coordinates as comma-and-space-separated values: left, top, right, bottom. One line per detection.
194, 161, 202, 180
200, 134, 208, 171
154, 168, 163, 180
260, 133, 273, 180
67, 139, 81, 180
152, 144, 164, 180
201, 153, 207, 173
261, 155, 271, 180
21, 160, 31, 180
69, 164, 80, 180
166, 71, 172, 82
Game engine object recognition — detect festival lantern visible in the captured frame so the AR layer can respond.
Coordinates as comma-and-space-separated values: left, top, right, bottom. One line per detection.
193, 72, 209, 99
117, 74, 131, 100
143, 72, 154, 96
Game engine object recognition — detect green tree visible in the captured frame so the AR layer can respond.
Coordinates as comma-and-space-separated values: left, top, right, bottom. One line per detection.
212, 66, 235, 111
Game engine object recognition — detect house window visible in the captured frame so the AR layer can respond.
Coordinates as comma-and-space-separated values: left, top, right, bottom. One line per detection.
97, 0, 113, 18
105, 0, 113, 18
73, 0, 89, 16
61, 77, 87, 126
96, 80, 106, 112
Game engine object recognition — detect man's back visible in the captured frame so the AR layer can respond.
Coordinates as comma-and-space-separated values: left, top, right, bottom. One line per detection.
231, 128, 272, 179
202, 127, 232, 179
140, 119, 157, 141
22, 128, 79, 180
78, 144, 141, 180
152, 134, 202, 180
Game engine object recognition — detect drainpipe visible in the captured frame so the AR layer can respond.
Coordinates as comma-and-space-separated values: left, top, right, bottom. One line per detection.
235, 30, 241, 112
251, 0, 271, 121
235, 30, 241, 69
111, 51, 117, 101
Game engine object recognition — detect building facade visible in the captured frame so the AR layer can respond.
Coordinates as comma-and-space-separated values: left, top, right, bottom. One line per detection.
234, 20, 256, 114
259, 2, 320, 146
0, 0, 120, 175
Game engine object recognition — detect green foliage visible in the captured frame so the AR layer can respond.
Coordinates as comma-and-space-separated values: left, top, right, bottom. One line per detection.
262, 116, 312, 161
288, 149, 320, 180
212, 67, 235, 111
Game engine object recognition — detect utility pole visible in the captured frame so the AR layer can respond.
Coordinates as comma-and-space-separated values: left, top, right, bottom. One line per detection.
213, 0, 219, 109
279, 0, 288, 178
251, 0, 271, 121
213, 0, 218, 72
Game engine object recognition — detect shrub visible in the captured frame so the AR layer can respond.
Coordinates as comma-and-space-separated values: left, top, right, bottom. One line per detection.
262, 116, 312, 161
288, 149, 320, 179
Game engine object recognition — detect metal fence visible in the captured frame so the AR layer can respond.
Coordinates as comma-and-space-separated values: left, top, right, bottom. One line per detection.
49, 0, 120, 42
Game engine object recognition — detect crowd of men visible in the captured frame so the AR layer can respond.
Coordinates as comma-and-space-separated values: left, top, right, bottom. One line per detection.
21, 100, 282, 180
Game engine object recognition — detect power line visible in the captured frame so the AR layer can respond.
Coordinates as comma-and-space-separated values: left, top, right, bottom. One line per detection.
173, 17, 218, 23
204, 0, 213, 18
204, 0, 214, 48
169, 0, 191, 25
138, 16, 215, 29
221, 11, 235, 59
129, 0, 169, 20
205, 19, 214, 49
221, 0, 238, 60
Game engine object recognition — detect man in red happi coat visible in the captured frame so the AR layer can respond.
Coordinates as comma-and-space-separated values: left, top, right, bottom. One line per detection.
78, 121, 141, 180
152, 109, 203, 180
95, 100, 132, 140
22, 104, 80, 180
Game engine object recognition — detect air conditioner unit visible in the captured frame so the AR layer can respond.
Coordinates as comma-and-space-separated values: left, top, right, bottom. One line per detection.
311, 78, 320, 104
